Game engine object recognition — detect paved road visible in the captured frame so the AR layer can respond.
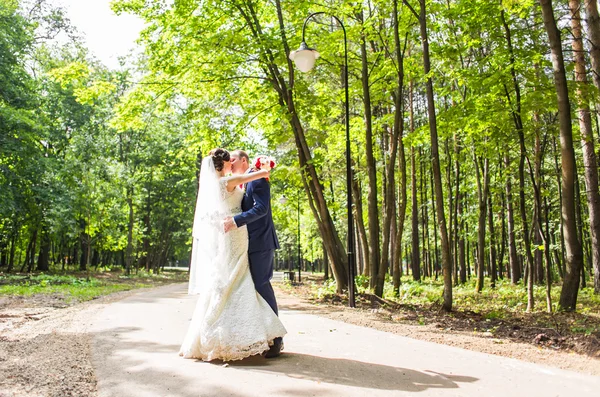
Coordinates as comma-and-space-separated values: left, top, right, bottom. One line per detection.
90, 283, 600, 397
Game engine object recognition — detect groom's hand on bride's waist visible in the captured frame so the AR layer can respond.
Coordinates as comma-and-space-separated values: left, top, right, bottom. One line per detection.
223, 217, 237, 233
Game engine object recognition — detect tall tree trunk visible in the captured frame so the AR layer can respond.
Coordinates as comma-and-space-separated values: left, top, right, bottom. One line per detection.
421, 148, 430, 278
540, 0, 585, 311
501, 9, 534, 309
25, 228, 38, 273
0, 243, 7, 268
431, 171, 440, 279
474, 154, 490, 292
414, 0, 452, 310
544, 196, 554, 312
453, 133, 461, 285
79, 222, 89, 272
141, 182, 152, 271
552, 136, 566, 279
409, 81, 421, 282
575, 175, 586, 289
7, 228, 17, 272
499, 190, 507, 279
445, 138, 453, 283
37, 226, 50, 272
533, 126, 544, 284
488, 194, 497, 288
125, 186, 134, 276
260, 1, 349, 290
357, 9, 381, 291
352, 169, 370, 278
575, 0, 600, 294
391, 0, 408, 297
21, 231, 33, 273
585, 0, 600, 95
323, 242, 329, 280
527, 132, 552, 311
459, 197, 467, 284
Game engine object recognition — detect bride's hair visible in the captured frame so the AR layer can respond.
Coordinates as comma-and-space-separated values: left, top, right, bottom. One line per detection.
209, 148, 230, 171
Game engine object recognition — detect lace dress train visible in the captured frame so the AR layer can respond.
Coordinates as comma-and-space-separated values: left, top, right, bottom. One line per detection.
179, 183, 286, 361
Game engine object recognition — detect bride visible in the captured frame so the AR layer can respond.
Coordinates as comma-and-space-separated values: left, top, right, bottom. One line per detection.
179, 148, 286, 361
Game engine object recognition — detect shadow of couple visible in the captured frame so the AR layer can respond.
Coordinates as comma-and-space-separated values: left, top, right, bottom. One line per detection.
212, 351, 478, 392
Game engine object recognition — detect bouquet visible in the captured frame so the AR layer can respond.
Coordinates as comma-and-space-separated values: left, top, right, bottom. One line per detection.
253, 155, 276, 181
253, 155, 276, 172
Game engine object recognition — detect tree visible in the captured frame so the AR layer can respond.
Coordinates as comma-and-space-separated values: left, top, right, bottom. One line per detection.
405, 0, 452, 310
539, 0, 584, 311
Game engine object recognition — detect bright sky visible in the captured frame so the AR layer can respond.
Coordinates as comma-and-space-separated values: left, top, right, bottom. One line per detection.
53, 0, 145, 69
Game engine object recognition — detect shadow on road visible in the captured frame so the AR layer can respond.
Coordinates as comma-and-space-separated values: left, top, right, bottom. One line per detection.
94, 327, 478, 395
221, 352, 478, 392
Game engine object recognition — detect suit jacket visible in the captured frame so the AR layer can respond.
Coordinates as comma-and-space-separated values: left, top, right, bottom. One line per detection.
233, 177, 280, 253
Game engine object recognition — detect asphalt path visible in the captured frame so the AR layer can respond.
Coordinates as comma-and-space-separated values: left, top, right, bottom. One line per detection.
90, 282, 600, 397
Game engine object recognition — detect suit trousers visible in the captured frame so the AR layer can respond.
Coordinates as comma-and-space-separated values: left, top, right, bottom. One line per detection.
248, 249, 278, 315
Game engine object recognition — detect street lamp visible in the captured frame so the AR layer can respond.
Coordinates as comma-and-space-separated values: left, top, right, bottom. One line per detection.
279, 194, 302, 283
289, 12, 356, 307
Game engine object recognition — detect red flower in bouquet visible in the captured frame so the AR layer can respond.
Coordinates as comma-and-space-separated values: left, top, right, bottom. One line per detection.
253, 155, 276, 180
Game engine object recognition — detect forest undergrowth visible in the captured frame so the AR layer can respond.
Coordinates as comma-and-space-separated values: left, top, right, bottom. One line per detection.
283, 274, 600, 359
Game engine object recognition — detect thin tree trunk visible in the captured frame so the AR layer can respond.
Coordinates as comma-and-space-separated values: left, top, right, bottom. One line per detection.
488, 194, 497, 288
409, 81, 421, 282
453, 133, 461, 285
544, 196, 554, 312
415, 0, 452, 309
533, 126, 544, 284
474, 154, 489, 292
552, 136, 566, 279
576, 176, 586, 289
7, 227, 18, 272
357, 9, 381, 291
501, 9, 534, 309
421, 148, 430, 278
459, 194, 467, 284
499, 190, 507, 280
323, 243, 329, 280
390, 0, 408, 298
125, 186, 134, 276
37, 227, 50, 272
20, 232, 34, 273
352, 170, 370, 278
430, 170, 440, 279
25, 228, 38, 273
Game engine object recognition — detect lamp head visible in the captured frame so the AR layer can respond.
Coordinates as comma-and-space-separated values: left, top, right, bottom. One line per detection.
289, 41, 320, 72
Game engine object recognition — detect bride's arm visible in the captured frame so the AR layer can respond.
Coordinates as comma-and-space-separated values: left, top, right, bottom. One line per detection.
224, 170, 269, 191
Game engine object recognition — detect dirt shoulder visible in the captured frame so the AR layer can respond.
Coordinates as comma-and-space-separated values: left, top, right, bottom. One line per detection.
0, 289, 145, 397
274, 283, 600, 377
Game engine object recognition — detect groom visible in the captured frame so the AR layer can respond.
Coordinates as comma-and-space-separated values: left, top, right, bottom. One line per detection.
223, 149, 283, 358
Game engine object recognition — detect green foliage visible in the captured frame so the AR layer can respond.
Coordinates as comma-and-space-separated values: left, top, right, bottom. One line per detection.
0, 273, 148, 301
0, 0, 598, 314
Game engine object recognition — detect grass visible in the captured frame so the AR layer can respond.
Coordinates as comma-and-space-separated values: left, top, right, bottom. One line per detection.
0, 268, 188, 303
299, 274, 600, 337
373, 275, 600, 317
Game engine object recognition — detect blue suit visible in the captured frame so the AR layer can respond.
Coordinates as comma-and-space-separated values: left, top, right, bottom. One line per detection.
234, 177, 280, 314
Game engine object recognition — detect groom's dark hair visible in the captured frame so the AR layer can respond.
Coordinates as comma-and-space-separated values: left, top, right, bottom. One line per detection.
232, 150, 249, 163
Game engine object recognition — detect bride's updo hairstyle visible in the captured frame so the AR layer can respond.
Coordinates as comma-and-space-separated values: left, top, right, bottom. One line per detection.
209, 148, 230, 172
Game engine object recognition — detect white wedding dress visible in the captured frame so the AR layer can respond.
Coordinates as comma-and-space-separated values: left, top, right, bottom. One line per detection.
179, 165, 286, 362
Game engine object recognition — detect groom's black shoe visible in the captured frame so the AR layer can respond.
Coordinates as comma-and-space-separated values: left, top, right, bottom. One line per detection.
264, 337, 283, 358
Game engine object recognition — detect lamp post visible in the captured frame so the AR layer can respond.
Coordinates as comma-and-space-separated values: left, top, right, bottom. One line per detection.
296, 193, 302, 283
289, 12, 356, 308
279, 194, 302, 283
